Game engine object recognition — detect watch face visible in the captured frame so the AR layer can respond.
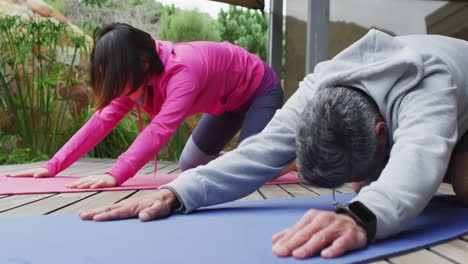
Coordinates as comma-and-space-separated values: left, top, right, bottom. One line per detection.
348, 202, 376, 223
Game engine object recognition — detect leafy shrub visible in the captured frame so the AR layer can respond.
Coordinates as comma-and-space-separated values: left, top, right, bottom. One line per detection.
218, 6, 268, 60
158, 7, 220, 42
0, 17, 89, 161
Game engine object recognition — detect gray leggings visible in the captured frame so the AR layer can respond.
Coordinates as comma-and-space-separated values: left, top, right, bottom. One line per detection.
179, 81, 283, 171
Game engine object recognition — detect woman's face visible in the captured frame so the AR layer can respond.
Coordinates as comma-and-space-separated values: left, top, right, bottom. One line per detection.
123, 81, 145, 101
124, 61, 149, 101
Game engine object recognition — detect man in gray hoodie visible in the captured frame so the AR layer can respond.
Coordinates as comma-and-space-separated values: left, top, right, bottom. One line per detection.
80, 30, 468, 259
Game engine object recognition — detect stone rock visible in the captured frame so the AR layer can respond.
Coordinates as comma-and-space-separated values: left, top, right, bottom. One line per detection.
0, 0, 92, 44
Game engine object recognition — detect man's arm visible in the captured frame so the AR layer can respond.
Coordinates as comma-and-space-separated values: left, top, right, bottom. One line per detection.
161, 75, 320, 213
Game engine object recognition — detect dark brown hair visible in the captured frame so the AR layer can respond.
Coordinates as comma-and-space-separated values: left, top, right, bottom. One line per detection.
90, 23, 164, 109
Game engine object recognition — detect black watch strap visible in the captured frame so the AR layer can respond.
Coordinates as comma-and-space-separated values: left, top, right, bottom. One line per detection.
336, 201, 377, 243
170, 196, 182, 213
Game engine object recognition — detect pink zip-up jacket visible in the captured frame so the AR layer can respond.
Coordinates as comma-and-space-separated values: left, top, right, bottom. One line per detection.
43, 40, 265, 185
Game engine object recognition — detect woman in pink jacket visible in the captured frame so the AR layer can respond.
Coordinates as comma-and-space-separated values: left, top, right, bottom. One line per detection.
6, 23, 283, 188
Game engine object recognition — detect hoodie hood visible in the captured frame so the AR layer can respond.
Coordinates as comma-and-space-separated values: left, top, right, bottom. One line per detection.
302, 29, 425, 145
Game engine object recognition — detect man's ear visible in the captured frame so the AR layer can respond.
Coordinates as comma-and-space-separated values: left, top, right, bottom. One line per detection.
375, 120, 388, 145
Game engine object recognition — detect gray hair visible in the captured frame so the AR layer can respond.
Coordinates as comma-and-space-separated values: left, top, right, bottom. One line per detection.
296, 86, 380, 188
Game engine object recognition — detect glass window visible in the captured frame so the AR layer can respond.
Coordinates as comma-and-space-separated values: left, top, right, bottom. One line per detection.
283, 0, 467, 98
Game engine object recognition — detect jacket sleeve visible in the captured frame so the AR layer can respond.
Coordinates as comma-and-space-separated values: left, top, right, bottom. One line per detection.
353, 65, 458, 240
106, 69, 199, 185
160, 75, 320, 213
42, 96, 135, 176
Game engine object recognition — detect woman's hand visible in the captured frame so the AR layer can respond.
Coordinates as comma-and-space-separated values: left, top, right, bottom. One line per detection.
79, 189, 178, 221
5, 168, 51, 178
66, 174, 117, 189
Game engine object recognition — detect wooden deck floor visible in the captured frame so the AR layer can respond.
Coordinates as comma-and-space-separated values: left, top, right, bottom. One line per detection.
0, 158, 467, 263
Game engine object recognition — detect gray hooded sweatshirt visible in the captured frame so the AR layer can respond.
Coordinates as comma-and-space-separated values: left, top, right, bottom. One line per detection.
162, 30, 468, 240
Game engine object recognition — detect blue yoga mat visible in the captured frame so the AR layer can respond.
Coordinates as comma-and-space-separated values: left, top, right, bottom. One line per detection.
1, 193, 467, 264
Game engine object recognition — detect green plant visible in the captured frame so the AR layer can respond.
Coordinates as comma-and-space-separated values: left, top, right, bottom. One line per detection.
86, 107, 140, 159
158, 7, 220, 42
217, 6, 268, 60
0, 132, 49, 164
75, 20, 100, 36
81, 0, 107, 7
155, 7, 219, 160
43, 0, 65, 14
158, 121, 189, 161
0, 17, 89, 160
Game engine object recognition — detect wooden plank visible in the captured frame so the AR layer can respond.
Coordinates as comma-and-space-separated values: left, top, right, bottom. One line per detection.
299, 183, 331, 196
237, 191, 264, 201
131, 187, 265, 203
153, 162, 180, 174
129, 189, 160, 199
59, 159, 116, 175
278, 184, 319, 197
0, 194, 56, 213
430, 239, 468, 263
259, 185, 291, 199
437, 183, 455, 195
388, 249, 454, 264
0, 161, 45, 174
57, 162, 107, 175
138, 161, 170, 174
0, 192, 97, 216
335, 185, 354, 193
51, 191, 136, 214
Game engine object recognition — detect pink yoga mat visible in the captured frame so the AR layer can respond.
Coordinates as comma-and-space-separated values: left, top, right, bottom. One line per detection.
0, 173, 300, 195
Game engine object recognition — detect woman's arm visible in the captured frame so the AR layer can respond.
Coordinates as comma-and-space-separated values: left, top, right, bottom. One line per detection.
106, 68, 199, 185
42, 96, 135, 176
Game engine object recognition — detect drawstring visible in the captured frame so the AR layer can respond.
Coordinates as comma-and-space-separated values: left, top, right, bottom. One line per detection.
137, 105, 143, 132
136, 105, 158, 182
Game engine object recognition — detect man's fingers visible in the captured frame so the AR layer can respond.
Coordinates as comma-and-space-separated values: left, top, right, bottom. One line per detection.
79, 205, 119, 220
272, 228, 289, 243
273, 210, 334, 257
274, 209, 318, 245
321, 230, 367, 258
292, 230, 336, 259
138, 201, 171, 222
273, 223, 323, 257
93, 205, 136, 221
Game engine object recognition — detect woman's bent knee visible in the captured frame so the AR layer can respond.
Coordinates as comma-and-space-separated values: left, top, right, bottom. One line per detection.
179, 136, 218, 172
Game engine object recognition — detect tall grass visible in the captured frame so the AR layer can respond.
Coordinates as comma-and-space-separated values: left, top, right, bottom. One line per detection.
158, 121, 189, 161
86, 106, 140, 159
0, 17, 89, 159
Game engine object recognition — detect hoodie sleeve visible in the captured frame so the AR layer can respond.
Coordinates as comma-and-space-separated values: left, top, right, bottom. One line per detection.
353, 64, 458, 240
160, 75, 320, 213
106, 68, 199, 185
42, 96, 135, 176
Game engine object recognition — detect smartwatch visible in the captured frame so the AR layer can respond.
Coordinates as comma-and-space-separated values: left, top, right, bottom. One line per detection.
336, 201, 377, 243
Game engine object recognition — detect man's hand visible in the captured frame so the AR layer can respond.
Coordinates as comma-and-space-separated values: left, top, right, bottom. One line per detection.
66, 174, 117, 189
5, 167, 51, 178
272, 209, 367, 259
79, 189, 178, 222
